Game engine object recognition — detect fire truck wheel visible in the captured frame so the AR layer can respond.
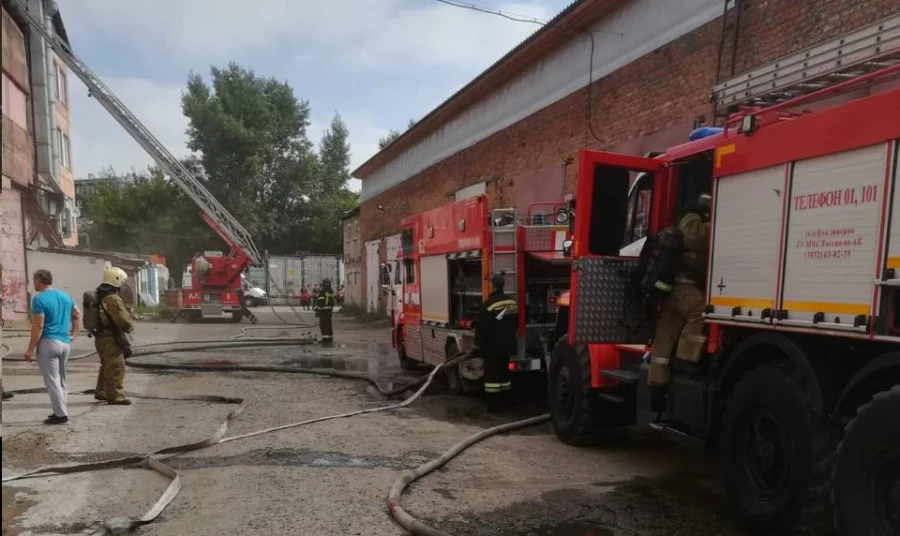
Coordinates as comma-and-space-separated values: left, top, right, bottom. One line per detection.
445, 341, 464, 394
720, 362, 838, 534
833, 384, 900, 536
230, 311, 243, 323
397, 331, 418, 371
548, 337, 603, 446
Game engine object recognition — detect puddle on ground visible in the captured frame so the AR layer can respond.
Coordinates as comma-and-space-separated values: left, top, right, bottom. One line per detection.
503, 522, 615, 536
278, 355, 370, 372
171, 447, 439, 470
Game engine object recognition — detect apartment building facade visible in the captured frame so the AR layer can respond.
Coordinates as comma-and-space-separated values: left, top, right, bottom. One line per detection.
2, 0, 77, 326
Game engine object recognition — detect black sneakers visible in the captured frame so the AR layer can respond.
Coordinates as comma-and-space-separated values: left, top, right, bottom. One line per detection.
107, 398, 132, 405
2, 390, 13, 401
44, 414, 69, 425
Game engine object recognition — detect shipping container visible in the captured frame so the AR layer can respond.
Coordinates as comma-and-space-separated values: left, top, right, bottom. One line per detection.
266, 254, 342, 300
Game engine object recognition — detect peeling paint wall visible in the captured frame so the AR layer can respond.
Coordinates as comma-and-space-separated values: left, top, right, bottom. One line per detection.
2, 185, 29, 325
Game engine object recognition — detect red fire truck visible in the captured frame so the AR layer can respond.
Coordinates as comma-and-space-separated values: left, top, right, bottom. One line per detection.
548, 66, 900, 534
393, 194, 572, 391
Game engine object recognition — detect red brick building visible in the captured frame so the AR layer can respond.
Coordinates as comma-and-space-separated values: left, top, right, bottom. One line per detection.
351, 0, 900, 310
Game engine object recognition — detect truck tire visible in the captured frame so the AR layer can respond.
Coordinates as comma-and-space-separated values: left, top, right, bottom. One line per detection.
720, 362, 838, 534
833, 384, 900, 536
397, 331, 418, 371
548, 337, 602, 446
231, 311, 243, 323
242, 296, 256, 308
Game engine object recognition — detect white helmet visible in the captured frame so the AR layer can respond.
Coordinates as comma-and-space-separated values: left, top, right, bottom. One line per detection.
102, 266, 128, 288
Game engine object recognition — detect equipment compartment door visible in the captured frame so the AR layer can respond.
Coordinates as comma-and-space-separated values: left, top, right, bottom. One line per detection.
779, 143, 889, 328
569, 150, 663, 345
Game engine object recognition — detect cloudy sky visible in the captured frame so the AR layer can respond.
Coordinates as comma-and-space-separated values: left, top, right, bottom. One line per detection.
63, 0, 572, 191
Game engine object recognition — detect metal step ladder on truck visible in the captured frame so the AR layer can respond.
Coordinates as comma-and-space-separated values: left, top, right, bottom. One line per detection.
392, 194, 574, 391
548, 65, 900, 535
10, 0, 263, 323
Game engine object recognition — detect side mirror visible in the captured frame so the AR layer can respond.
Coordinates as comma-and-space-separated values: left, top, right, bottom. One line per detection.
554, 207, 569, 225
562, 239, 573, 257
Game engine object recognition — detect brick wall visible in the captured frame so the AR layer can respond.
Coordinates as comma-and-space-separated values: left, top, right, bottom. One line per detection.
358, 0, 900, 304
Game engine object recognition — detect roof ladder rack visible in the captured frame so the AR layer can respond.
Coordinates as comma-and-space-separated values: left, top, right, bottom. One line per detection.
713, 14, 900, 109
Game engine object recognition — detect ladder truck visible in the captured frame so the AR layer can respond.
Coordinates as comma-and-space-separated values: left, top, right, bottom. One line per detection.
548, 22, 900, 536
11, 0, 260, 322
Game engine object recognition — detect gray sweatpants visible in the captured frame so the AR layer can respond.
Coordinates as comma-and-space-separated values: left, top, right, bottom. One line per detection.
37, 339, 71, 417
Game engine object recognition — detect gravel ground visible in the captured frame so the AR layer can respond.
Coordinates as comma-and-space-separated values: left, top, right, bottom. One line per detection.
2, 308, 746, 536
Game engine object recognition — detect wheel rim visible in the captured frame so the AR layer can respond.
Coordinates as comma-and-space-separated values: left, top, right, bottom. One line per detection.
736, 406, 790, 498
876, 454, 900, 533
555, 365, 575, 421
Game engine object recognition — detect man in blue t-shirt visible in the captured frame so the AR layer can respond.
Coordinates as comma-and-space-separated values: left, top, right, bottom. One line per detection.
24, 269, 82, 425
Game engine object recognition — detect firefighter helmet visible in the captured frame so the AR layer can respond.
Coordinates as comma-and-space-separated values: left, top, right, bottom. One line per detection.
102, 266, 128, 288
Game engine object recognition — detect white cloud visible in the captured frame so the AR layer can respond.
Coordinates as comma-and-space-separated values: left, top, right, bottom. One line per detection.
65, 0, 552, 70
64, 1, 567, 193
344, 2, 552, 68
69, 76, 188, 178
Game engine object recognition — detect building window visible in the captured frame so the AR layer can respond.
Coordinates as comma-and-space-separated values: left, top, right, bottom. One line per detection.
55, 63, 68, 106
57, 129, 71, 169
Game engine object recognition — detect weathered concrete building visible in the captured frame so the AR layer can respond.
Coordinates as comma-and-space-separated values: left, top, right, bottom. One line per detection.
351, 0, 900, 308
341, 206, 363, 308
2, 1, 78, 326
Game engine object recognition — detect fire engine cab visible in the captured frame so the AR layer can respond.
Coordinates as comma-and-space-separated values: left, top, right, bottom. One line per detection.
548, 65, 900, 535
393, 195, 572, 391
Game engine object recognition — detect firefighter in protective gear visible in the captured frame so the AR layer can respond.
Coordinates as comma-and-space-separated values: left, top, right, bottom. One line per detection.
473, 273, 518, 413
94, 266, 134, 405
648, 194, 711, 399
193, 253, 211, 282
315, 278, 335, 342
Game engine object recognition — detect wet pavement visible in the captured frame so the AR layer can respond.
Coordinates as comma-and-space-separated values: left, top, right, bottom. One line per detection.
3, 310, 748, 536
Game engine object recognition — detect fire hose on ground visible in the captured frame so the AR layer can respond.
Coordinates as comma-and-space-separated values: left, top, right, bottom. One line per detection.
1, 342, 550, 535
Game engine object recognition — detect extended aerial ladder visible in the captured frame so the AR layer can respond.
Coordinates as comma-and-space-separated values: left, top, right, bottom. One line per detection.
9, 0, 262, 267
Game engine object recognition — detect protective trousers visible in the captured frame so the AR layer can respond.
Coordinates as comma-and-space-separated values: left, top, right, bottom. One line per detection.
649, 283, 706, 386
319, 309, 333, 341
483, 354, 512, 412
95, 336, 127, 402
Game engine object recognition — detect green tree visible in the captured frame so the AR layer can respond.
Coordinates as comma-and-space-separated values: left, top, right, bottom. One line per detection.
181, 63, 317, 249
86, 63, 358, 262
377, 118, 417, 150
319, 113, 351, 195
378, 129, 401, 150
79, 166, 214, 270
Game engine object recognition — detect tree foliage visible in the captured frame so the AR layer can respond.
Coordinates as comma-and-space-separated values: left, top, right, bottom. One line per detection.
81, 63, 358, 270
377, 118, 417, 150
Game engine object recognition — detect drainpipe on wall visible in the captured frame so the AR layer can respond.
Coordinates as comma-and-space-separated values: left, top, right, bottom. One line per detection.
26, 0, 64, 196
